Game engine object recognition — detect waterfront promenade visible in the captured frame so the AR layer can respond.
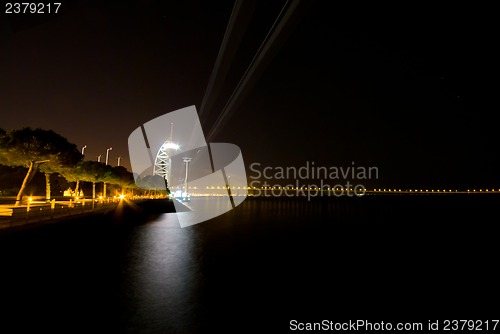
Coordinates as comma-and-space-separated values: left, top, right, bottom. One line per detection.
0, 196, 145, 230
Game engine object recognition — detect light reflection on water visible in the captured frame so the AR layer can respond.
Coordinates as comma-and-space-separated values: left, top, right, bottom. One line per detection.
120, 213, 202, 333
119, 195, 500, 332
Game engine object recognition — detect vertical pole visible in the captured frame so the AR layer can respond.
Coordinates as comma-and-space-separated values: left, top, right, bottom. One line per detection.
169, 122, 174, 141
45, 173, 51, 203
185, 161, 189, 193
183, 157, 192, 197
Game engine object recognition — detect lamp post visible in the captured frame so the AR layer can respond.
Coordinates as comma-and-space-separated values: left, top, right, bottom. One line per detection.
97, 155, 101, 162
105, 147, 112, 165
183, 157, 192, 197
117, 156, 121, 166
81, 145, 87, 155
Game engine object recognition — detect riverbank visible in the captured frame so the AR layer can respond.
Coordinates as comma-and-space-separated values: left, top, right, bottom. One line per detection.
0, 198, 177, 234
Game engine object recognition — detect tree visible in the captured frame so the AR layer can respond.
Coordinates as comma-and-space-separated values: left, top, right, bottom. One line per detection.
0, 128, 82, 206
68, 161, 112, 200
61, 161, 88, 199
136, 174, 168, 196
39, 158, 80, 202
0, 128, 9, 166
109, 166, 135, 194
62, 162, 141, 200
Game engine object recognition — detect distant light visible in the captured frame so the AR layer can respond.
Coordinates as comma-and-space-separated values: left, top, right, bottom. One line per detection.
163, 142, 180, 150
119, 194, 125, 200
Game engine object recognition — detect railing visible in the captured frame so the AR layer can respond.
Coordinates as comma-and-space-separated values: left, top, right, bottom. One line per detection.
0, 201, 119, 229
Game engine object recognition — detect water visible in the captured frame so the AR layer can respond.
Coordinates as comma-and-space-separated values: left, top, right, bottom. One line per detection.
0, 195, 499, 332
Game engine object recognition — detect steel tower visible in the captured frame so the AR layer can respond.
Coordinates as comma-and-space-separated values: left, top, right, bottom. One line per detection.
153, 123, 179, 185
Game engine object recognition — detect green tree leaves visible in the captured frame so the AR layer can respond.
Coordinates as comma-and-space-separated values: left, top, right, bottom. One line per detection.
0, 127, 136, 204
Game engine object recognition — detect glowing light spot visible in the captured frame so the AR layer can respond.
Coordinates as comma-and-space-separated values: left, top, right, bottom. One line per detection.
163, 142, 180, 150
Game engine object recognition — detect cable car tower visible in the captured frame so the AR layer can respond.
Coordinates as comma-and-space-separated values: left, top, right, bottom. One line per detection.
153, 122, 179, 185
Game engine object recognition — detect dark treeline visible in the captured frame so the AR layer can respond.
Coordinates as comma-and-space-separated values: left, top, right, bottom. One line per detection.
0, 127, 163, 206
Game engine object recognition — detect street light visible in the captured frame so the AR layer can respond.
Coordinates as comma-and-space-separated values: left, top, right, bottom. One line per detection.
183, 157, 192, 198
97, 155, 101, 162
105, 147, 112, 165
117, 156, 121, 166
81, 145, 87, 155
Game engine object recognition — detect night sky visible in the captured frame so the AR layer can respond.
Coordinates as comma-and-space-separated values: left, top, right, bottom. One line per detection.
1, 1, 499, 189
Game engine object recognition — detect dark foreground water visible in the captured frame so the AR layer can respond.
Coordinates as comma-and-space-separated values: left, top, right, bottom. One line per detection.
0, 195, 499, 333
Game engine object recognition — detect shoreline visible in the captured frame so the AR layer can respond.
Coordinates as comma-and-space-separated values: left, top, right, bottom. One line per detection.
0, 198, 177, 236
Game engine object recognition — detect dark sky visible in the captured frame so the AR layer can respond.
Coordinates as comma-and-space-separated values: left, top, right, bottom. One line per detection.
1, 1, 499, 189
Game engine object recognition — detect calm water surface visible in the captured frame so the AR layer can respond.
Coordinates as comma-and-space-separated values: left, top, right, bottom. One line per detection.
0, 196, 498, 332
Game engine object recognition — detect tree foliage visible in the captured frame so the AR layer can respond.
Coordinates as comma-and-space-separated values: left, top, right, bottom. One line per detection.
0, 128, 82, 205
1, 128, 81, 169
1, 127, 137, 203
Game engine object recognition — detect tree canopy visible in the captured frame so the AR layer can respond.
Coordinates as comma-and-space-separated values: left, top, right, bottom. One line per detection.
0, 127, 137, 204
1, 128, 81, 170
